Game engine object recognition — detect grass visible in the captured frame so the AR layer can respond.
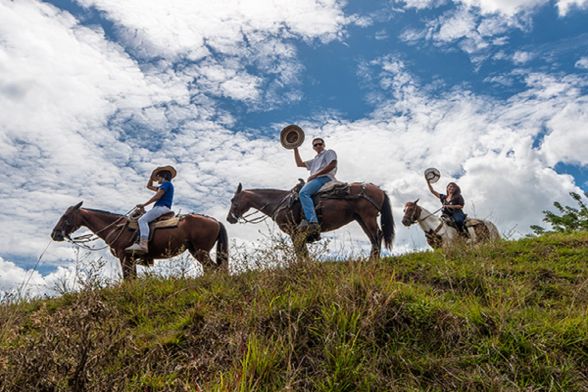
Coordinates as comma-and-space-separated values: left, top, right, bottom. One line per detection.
0, 232, 587, 391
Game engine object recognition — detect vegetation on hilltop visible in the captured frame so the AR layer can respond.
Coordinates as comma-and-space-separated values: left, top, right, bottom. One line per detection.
1, 232, 587, 391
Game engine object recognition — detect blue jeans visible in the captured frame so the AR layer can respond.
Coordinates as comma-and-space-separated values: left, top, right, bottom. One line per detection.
299, 176, 331, 223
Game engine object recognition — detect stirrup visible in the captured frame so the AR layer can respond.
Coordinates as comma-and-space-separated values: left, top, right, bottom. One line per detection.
125, 242, 148, 254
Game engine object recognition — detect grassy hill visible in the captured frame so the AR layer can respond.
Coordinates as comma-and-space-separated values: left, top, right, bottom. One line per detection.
1, 233, 587, 391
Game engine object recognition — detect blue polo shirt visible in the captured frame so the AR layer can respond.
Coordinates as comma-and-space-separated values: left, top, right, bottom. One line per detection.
154, 181, 174, 208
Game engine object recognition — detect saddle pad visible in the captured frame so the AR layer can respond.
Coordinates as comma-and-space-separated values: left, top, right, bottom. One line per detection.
151, 216, 181, 229
127, 216, 181, 230
318, 180, 348, 194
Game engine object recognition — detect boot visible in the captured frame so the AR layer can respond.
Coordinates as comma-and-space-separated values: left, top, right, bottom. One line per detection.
297, 219, 310, 230
125, 238, 148, 254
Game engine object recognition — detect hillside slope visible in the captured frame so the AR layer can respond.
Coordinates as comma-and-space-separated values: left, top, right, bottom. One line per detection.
1, 233, 587, 391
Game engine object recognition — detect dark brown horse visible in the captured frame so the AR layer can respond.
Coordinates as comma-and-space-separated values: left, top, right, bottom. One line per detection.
51, 202, 229, 279
227, 182, 394, 259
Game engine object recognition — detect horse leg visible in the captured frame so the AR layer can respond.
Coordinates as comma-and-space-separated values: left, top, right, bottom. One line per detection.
120, 256, 137, 280
290, 233, 309, 261
355, 215, 381, 260
191, 249, 216, 274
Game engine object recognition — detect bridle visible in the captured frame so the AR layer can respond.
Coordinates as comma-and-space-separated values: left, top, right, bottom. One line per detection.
230, 192, 291, 224
405, 204, 443, 225
62, 207, 135, 251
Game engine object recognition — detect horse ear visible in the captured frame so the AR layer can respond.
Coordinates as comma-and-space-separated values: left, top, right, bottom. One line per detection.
236, 183, 242, 193
414, 198, 419, 205
74, 201, 83, 209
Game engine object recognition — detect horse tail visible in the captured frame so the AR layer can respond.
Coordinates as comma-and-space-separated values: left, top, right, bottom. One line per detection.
381, 192, 395, 250
215, 221, 229, 270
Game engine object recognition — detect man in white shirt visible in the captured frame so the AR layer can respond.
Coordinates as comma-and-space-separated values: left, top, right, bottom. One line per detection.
294, 137, 338, 233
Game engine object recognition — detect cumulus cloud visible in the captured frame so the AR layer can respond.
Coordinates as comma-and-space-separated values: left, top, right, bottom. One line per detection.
459, 0, 548, 16
557, 0, 588, 15
575, 56, 588, 69
512, 50, 534, 64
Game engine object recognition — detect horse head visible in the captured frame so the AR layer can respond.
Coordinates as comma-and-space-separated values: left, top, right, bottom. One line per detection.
227, 183, 250, 224
51, 201, 84, 241
402, 199, 421, 227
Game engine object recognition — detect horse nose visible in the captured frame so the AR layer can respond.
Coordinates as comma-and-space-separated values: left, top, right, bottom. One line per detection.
226, 213, 237, 224
401, 218, 411, 227
51, 229, 64, 241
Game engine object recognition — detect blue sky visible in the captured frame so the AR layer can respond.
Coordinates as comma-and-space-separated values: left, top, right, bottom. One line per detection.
1, 0, 587, 295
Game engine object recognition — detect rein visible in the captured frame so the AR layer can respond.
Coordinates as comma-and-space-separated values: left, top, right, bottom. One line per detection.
66, 207, 135, 251
416, 206, 443, 223
237, 192, 292, 224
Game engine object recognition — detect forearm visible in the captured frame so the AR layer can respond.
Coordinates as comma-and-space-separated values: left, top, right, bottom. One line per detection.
294, 148, 306, 168
427, 183, 440, 198
146, 178, 158, 191
313, 162, 336, 177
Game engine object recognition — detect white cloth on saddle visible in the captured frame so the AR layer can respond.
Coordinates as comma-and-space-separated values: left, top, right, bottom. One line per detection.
317, 180, 347, 194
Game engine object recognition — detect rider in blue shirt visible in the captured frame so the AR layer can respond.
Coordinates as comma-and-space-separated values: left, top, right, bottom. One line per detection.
125, 166, 175, 253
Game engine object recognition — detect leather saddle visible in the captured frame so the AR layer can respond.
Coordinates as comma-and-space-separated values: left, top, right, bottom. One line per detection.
288, 179, 351, 224
127, 210, 181, 236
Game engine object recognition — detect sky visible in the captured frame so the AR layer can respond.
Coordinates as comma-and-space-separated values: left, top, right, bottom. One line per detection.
1, 0, 587, 297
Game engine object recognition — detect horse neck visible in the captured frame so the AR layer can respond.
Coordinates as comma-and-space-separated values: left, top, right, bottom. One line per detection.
247, 189, 289, 217
79, 209, 125, 241
417, 206, 444, 232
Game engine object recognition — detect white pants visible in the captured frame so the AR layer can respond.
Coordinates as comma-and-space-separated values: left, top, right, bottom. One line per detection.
138, 206, 171, 240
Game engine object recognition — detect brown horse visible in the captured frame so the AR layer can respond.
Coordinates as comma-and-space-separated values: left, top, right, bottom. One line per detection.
51, 202, 229, 279
226, 182, 395, 259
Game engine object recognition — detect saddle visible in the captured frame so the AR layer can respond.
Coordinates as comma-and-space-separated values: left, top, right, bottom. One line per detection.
442, 214, 484, 238
127, 210, 181, 240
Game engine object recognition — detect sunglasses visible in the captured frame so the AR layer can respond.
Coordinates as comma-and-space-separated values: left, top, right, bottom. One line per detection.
313, 142, 324, 147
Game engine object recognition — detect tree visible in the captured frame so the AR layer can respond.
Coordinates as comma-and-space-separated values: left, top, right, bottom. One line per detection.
531, 192, 588, 235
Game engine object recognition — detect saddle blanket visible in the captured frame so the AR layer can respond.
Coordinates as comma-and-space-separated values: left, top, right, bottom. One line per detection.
127, 216, 181, 231
318, 180, 348, 194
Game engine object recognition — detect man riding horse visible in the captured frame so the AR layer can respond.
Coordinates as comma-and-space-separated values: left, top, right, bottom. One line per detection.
293, 137, 337, 236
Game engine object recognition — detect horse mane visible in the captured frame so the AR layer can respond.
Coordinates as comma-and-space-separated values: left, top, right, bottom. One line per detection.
248, 188, 290, 195
83, 208, 124, 218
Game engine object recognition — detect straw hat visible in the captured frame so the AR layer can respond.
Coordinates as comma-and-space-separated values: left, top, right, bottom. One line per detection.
280, 124, 305, 149
424, 167, 441, 183
151, 165, 177, 179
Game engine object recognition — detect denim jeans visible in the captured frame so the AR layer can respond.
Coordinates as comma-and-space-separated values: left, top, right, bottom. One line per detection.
299, 176, 331, 223
138, 206, 171, 240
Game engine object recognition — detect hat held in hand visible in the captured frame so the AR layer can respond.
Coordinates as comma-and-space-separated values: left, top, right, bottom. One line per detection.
424, 167, 440, 183
280, 124, 305, 149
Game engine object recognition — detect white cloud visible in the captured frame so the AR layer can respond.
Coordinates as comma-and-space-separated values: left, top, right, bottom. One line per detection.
575, 56, 588, 69
400, 5, 522, 61
459, 0, 548, 16
76, 0, 347, 59
557, 0, 588, 15
512, 50, 534, 64
395, 0, 447, 9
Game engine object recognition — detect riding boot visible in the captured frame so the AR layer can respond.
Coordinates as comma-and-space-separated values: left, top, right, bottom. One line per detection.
306, 222, 322, 243
297, 219, 310, 230
125, 238, 148, 254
